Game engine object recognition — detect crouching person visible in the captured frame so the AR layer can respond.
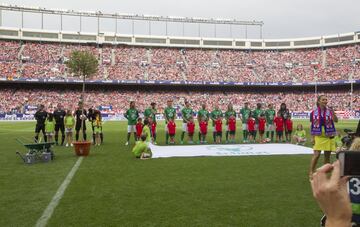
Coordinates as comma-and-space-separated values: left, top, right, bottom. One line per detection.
132, 133, 152, 160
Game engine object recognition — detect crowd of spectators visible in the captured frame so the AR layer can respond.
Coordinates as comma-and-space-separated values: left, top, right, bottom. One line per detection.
1, 40, 359, 82
0, 89, 358, 114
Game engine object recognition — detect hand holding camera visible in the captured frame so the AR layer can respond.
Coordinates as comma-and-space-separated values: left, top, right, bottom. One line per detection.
310, 161, 352, 227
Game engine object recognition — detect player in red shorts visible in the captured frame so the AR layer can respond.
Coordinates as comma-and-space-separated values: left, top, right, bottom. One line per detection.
227, 115, 236, 143
214, 116, 223, 144
135, 118, 143, 141
167, 118, 176, 144
247, 113, 256, 143
274, 112, 284, 142
187, 117, 195, 144
258, 113, 266, 143
285, 115, 293, 143
199, 116, 208, 144
149, 118, 157, 144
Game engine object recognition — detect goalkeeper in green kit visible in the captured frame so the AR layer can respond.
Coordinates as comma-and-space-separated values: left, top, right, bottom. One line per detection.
225, 103, 236, 143
265, 103, 276, 142
124, 101, 139, 146
180, 101, 194, 144
197, 103, 210, 143
210, 104, 223, 143
164, 100, 176, 144
239, 102, 251, 143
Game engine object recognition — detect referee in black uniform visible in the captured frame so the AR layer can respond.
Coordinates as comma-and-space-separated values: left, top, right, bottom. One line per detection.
53, 103, 66, 146
75, 102, 87, 141
34, 104, 47, 142
88, 108, 96, 144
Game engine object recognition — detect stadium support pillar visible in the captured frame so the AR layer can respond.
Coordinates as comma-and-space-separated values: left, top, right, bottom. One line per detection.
60, 14, 63, 31
214, 24, 217, 37
260, 24, 263, 39
149, 21, 151, 36
41, 13, 44, 30
198, 23, 200, 37
0, 9, 2, 27
115, 18, 117, 35
245, 25, 248, 39
165, 21, 168, 36
229, 24, 233, 38
132, 20, 134, 35
97, 16, 100, 34
21, 11, 23, 28
80, 16, 82, 32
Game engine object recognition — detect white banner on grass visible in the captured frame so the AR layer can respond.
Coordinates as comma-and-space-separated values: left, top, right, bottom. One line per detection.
150, 143, 313, 158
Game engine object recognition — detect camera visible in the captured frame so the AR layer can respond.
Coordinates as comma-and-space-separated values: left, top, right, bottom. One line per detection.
338, 151, 360, 177
341, 129, 357, 150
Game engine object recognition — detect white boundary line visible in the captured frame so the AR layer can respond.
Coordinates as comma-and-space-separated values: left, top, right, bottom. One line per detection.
35, 157, 84, 227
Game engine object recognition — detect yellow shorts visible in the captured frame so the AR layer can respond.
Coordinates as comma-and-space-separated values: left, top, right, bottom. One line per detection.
313, 131, 336, 152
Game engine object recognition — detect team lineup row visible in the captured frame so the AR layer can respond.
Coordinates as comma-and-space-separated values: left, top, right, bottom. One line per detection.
124, 100, 307, 145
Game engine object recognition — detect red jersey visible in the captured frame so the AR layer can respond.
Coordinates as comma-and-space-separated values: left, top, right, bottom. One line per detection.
285, 119, 293, 131
215, 119, 222, 132
199, 121, 208, 134
187, 122, 195, 134
258, 118, 266, 131
151, 122, 157, 135
167, 121, 176, 135
247, 118, 255, 131
228, 118, 236, 131
274, 117, 284, 132
135, 122, 143, 137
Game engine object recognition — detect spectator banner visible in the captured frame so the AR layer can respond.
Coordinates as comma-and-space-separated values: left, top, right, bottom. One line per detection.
292, 112, 310, 119
150, 143, 313, 158
99, 105, 113, 111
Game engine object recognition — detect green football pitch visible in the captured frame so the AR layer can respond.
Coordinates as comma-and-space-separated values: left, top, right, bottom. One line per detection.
0, 120, 357, 227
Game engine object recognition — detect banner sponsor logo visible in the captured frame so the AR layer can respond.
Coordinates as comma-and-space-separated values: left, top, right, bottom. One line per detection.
151, 143, 313, 158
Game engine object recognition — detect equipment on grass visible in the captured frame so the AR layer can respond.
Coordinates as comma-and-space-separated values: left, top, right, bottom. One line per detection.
16, 138, 55, 164
342, 129, 358, 149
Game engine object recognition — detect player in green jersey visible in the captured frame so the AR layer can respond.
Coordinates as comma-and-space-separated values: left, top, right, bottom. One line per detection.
124, 101, 139, 146
253, 103, 265, 140
197, 103, 210, 143
265, 103, 276, 142
144, 102, 157, 144
163, 100, 176, 144
239, 102, 251, 143
225, 103, 237, 143
144, 102, 157, 123
180, 101, 194, 144
210, 104, 223, 143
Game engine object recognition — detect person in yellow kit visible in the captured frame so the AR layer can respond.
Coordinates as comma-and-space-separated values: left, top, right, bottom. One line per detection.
94, 110, 102, 146
309, 95, 338, 178
132, 133, 152, 159
64, 110, 75, 147
45, 113, 56, 143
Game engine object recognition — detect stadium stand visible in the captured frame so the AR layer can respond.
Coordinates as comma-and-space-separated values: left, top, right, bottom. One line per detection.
1, 40, 359, 82
0, 89, 358, 114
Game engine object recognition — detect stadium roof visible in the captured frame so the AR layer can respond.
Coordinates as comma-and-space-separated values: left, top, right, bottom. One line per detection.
0, 4, 264, 26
